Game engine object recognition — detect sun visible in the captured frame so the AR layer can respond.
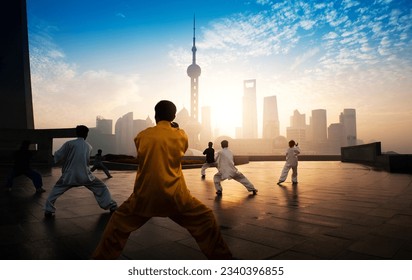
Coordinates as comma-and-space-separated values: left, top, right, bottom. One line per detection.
205, 92, 243, 139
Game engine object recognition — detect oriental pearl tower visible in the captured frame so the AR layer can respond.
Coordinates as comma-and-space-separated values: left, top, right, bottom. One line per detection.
187, 16, 201, 122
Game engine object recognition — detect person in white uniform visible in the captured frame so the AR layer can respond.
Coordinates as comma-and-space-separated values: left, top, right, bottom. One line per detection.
277, 140, 300, 185
44, 125, 117, 217
213, 140, 258, 196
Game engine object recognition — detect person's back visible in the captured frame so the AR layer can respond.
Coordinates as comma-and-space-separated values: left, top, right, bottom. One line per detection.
216, 147, 237, 180
133, 121, 190, 216
204, 147, 215, 163
203, 142, 215, 163
94, 153, 103, 164
277, 140, 300, 185
55, 137, 95, 185
285, 146, 300, 166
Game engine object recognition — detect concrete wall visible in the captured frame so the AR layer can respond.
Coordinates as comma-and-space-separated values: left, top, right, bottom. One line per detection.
0, 128, 76, 165
341, 142, 412, 174
341, 142, 381, 164
375, 154, 412, 174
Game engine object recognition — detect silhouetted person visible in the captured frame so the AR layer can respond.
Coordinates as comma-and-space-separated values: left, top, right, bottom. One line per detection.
201, 141, 216, 179
44, 125, 117, 218
214, 140, 258, 196
5, 140, 45, 194
93, 100, 232, 260
91, 149, 112, 178
277, 140, 300, 185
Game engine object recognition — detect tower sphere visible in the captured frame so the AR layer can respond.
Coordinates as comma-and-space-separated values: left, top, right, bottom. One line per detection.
187, 63, 201, 78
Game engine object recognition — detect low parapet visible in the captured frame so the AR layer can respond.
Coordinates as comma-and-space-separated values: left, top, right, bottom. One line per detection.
0, 128, 77, 165
341, 142, 412, 174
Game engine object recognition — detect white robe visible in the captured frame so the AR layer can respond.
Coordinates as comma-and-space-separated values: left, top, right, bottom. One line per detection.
54, 137, 95, 185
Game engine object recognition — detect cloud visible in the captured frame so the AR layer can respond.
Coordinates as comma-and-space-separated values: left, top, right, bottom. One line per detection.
29, 31, 142, 129
116, 12, 126, 19
300, 20, 316, 30
323, 32, 339, 40
342, 0, 360, 9
256, 0, 271, 5
290, 47, 320, 71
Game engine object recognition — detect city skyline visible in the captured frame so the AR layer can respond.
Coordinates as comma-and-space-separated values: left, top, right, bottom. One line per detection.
27, 0, 412, 153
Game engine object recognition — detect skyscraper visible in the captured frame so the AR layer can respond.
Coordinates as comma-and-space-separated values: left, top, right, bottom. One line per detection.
340, 109, 357, 146
242, 79, 258, 139
186, 16, 201, 122
287, 110, 307, 144
262, 96, 280, 139
96, 116, 113, 134
328, 123, 345, 148
115, 112, 134, 155
311, 109, 327, 143
290, 110, 306, 129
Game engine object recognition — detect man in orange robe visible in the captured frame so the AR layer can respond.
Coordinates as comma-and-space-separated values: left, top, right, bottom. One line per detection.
93, 100, 232, 259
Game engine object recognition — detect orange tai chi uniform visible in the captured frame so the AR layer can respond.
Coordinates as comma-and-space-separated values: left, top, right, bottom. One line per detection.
93, 121, 232, 259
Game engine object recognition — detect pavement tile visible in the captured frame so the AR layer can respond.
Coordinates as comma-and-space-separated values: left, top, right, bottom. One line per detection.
288, 234, 353, 259
348, 235, 406, 258
324, 224, 372, 240
1, 161, 412, 260
222, 235, 282, 260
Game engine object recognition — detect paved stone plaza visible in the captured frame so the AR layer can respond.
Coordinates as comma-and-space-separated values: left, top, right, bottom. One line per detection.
1, 161, 412, 260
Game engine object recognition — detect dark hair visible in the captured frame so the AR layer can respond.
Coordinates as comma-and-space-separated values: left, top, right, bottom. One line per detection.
155, 100, 176, 122
208, 142, 213, 147
221, 140, 229, 148
288, 140, 296, 147
76, 125, 89, 138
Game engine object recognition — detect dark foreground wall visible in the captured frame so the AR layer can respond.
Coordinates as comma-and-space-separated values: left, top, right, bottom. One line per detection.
0, 0, 34, 129
341, 142, 412, 174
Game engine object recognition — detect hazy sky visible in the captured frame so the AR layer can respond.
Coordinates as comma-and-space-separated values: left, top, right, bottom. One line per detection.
27, 0, 412, 153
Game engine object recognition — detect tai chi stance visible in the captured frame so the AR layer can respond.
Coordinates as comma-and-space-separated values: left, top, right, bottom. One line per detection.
201, 142, 216, 179
44, 125, 117, 217
93, 100, 232, 260
91, 149, 112, 178
213, 140, 258, 196
5, 140, 45, 194
277, 140, 300, 185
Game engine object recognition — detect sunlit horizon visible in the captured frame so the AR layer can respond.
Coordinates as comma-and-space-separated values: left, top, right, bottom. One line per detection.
27, 0, 412, 154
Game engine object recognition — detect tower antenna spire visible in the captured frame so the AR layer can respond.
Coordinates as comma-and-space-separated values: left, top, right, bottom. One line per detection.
192, 14, 197, 64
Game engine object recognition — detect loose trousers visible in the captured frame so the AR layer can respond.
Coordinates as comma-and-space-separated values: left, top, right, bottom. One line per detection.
6, 168, 43, 190
92, 196, 232, 260
279, 163, 298, 183
213, 171, 256, 192
201, 162, 216, 176
91, 163, 112, 177
44, 177, 117, 213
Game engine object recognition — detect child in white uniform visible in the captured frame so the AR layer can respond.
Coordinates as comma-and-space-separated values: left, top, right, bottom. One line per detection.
277, 140, 300, 185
